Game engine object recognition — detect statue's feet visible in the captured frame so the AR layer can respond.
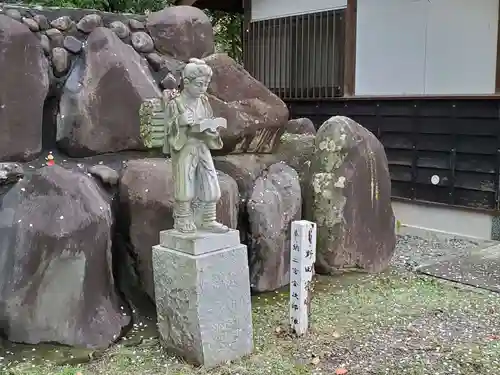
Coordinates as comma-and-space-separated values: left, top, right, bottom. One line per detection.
199, 221, 229, 233
174, 217, 197, 233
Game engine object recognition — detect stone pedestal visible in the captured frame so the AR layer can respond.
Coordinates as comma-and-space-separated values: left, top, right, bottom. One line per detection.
152, 229, 253, 368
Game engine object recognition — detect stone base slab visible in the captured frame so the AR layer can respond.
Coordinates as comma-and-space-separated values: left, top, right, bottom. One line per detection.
152, 229, 253, 368
159, 229, 241, 255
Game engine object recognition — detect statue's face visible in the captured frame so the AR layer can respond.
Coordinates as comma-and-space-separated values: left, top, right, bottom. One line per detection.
184, 76, 210, 98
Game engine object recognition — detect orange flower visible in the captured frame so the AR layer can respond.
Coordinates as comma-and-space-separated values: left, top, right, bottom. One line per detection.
336, 369, 348, 375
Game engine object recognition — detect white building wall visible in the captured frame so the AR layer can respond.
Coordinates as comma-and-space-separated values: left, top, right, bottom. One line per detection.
355, 0, 428, 96
251, 0, 347, 21
424, 0, 498, 95
355, 0, 499, 96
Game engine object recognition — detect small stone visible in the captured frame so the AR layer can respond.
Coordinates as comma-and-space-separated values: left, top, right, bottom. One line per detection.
146, 52, 164, 71
51, 47, 70, 77
63, 35, 83, 54
160, 72, 178, 90
76, 14, 102, 33
128, 18, 144, 30
0, 163, 24, 185
34, 14, 49, 30
40, 34, 50, 55
50, 16, 73, 31
88, 165, 119, 186
45, 28, 64, 46
109, 20, 129, 39
22, 17, 39, 32
5, 9, 22, 21
131, 31, 154, 53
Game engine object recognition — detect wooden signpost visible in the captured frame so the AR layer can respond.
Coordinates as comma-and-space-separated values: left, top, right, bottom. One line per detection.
289, 220, 317, 336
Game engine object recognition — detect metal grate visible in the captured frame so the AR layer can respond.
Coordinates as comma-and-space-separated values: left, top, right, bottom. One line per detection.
243, 9, 345, 99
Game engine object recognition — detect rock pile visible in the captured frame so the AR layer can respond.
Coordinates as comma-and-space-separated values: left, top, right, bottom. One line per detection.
0, 3, 395, 350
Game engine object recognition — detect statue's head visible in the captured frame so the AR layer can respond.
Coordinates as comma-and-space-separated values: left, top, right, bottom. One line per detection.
182, 58, 213, 98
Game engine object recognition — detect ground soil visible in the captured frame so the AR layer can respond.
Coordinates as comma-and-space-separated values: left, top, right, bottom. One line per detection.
2, 234, 500, 375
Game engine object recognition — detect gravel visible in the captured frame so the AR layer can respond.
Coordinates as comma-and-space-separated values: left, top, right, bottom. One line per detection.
391, 234, 486, 271
313, 234, 500, 375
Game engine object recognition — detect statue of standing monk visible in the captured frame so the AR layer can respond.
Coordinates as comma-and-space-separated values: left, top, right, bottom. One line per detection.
163, 58, 229, 234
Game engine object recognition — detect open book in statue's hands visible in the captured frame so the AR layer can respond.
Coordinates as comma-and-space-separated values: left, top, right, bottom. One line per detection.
197, 117, 227, 133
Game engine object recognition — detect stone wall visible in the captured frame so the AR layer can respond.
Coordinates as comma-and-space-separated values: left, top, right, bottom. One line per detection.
0, 3, 289, 159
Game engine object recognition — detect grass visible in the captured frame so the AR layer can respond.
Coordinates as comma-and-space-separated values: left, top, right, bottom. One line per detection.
2, 270, 500, 375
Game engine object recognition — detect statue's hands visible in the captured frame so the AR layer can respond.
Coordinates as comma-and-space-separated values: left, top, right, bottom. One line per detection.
203, 129, 219, 138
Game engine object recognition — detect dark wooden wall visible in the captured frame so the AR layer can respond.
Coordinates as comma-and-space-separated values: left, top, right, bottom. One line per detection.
287, 97, 500, 212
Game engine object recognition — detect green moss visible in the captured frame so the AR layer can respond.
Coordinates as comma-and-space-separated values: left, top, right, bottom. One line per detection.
139, 100, 155, 149
4, 271, 500, 374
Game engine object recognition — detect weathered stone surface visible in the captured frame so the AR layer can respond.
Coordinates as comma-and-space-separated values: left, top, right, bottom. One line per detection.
273, 133, 315, 189
131, 31, 154, 53
0, 165, 129, 348
215, 171, 239, 230
76, 13, 102, 33
286, 118, 316, 135
146, 52, 163, 71
129, 18, 144, 30
50, 15, 73, 31
45, 28, 64, 47
214, 154, 277, 201
153, 230, 253, 367
118, 159, 174, 299
118, 159, 239, 299
22, 17, 39, 31
5, 9, 22, 21
51, 47, 70, 76
146, 5, 214, 62
109, 20, 129, 39
0, 162, 23, 185
0, 15, 49, 161
57, 27, 161, 157
247, 163, 301, 292
34, 14, 49, 30
160, 72, 178, 89
214, 154, 277, 244
40, 34, 50, 55
205, 54, 289, 153
63, 35, 83, 53
89, 164, 119, 186
308, 116, 396, 274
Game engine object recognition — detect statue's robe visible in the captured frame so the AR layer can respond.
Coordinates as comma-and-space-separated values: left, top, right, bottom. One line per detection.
163, 94, 223, 202
163, 94, 222, 155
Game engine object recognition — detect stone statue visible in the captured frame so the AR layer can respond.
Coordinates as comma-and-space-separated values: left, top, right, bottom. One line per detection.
163, 58, 229, 234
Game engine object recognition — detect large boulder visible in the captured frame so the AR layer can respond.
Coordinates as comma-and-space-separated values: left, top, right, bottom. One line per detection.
273, 133, 315, 190
0, 15, 49, 161
214, 154, 277, 201
57, 27, 161, 157
215, 171, 240, 230
119, 159, 175, 300
286, 118, 316, 135
0, 165, 129, 348
118, 158, 239, 299
213, 154, 277, 244
146, 6, 214, 62
308, 116, 396, 274
204, 54, 289, 154
247, 163, 301, 292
